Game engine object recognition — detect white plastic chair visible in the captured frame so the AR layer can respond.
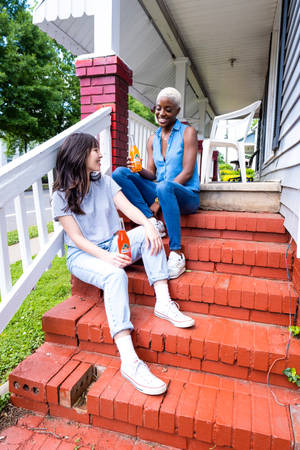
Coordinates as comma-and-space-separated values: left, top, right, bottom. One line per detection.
200, 100, 261, 184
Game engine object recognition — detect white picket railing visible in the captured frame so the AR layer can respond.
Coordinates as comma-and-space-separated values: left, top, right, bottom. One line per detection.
128, 111, 157, 167
0, 107, 112, 334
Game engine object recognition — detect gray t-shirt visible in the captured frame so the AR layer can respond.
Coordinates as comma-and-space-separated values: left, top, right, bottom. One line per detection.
52, 175, 121, 248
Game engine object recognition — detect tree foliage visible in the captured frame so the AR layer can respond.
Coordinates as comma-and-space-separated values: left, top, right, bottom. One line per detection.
128, 95, 156, 126
0, 0, 80, 155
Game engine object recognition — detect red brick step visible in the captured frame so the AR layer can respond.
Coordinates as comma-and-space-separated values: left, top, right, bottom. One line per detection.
182, 211, 286, 234
42, 299, 300, 388
9, 343, 300, 450
124, 269, 297, 326
171, 236, 292, 280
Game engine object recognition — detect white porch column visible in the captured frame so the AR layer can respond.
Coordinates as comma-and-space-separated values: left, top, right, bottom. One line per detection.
198, 97, 208, 138
93, 0, 120, 55
174, 57, 190, 120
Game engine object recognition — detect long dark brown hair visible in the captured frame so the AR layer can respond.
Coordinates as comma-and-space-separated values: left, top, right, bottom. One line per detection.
53, 132, 101, 215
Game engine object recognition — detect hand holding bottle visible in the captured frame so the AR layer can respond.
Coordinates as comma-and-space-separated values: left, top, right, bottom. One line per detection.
128, 135, 142, 173
118, 218, 132, 259
105, 251, 131, 268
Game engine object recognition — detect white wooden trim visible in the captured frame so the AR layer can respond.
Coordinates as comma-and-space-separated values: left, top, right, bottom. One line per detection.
198, 98, 208, 138
0, 107, 112, 333
174, 57, 190, 120
0, 108, 112, 208
33, 179, 49, 247
0, 227, 64, 334
0, 208, 11, 300
94, 0, 120, 55
264, 0, 282, 161
14, 193, 32, 271
100, 127, 112, 176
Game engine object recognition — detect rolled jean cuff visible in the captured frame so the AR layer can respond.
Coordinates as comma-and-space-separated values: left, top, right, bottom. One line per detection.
111, 322, 134, 339
148, 274, 169, 286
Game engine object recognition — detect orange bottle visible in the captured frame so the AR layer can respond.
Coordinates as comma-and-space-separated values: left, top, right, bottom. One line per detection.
129, 135, 142, 173
118, 218, 131, 258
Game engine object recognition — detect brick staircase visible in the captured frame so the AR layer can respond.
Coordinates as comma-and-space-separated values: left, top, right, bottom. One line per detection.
9, 211, 300, 449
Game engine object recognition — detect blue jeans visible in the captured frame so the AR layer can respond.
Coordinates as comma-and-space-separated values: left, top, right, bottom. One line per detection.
112, 167, 200, 250
66, 226, 169, 338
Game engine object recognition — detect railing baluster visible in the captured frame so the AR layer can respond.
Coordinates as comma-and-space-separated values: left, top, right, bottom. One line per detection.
142, 126, 147, 166
47, 170, 57, 229
47, 169, 64, 257
48, 169, 54, 197
128, 111, 157, 169
0, 207, 12, 302
136, 123, 140, 152
100, 128, 112, 175
32, 178, 48, 247
14, 193, 32, 270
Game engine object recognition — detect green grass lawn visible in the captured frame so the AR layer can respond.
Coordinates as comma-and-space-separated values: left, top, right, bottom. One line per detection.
7, 222, 54, 246
0, 254, 70, 385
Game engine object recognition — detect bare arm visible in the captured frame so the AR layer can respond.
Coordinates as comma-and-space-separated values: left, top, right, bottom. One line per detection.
173, 126, 198, 185
137, 134, 157, 180
59, 215, 131, 268
113, 190, 162, 255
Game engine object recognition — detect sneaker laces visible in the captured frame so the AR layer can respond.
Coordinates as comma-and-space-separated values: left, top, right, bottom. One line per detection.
166, 300, 184, 318
149, 217, 166, 237
133, 360, 161, 384
168, 252, 184, 267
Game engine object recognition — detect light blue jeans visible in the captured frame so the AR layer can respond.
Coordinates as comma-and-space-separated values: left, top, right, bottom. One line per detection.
66, 226, 169, 338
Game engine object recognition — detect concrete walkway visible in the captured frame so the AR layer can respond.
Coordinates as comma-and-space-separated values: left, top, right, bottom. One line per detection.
0, 412, 172, 449
8, 235, 53, 265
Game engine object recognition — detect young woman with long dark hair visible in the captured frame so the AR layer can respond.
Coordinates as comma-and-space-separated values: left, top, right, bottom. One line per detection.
52, 132, 194, 395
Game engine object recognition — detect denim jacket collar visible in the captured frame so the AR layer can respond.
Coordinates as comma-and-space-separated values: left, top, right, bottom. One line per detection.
156, 119, 181, 138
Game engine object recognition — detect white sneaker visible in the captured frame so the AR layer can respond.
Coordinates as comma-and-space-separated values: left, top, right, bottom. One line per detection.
167, 251, 186, 279
121, 359, 167, 395
155, 300, 195, 328
149, 217, 166, 238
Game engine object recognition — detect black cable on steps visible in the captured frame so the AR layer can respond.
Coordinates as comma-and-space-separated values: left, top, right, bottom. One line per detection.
265, 237, 299, 449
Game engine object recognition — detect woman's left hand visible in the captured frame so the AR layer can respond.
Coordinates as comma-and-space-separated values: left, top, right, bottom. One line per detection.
144, 222, 163, 255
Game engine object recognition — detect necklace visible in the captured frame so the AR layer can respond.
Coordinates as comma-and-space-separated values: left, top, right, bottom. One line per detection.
161, 131, 171, 141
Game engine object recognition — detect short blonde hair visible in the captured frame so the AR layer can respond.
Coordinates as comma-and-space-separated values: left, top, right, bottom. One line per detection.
156, 87, 181, 108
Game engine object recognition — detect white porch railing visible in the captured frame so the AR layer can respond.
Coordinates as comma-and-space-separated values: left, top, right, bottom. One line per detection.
0, 107, 112, 334
128, 111, 157, 167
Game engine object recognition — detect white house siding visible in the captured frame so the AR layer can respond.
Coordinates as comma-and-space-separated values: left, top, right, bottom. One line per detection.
260, 0, 300, 249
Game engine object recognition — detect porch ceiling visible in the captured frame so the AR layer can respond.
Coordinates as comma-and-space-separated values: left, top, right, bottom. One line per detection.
33, 0, 278, 118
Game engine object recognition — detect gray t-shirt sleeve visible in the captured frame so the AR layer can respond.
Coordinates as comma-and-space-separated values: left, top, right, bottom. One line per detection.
52, 191, 71, 222
110, 176, 121, 197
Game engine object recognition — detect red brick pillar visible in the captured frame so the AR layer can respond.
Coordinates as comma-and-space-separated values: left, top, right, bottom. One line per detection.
75, 55, 133, 171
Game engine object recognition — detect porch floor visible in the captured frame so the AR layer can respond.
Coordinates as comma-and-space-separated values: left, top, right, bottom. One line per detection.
200, 181, 281, 213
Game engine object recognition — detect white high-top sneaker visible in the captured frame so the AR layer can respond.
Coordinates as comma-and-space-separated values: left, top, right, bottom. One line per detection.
121, 359, 167, 395
149, 217, 166, 238
155, 300, 195, 328
167, 251, 186, 279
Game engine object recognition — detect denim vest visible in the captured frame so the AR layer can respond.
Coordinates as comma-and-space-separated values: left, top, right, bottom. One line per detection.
153, 120, 200, 192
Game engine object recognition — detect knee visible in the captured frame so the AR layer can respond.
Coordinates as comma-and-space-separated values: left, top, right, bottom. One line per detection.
112, 166, 130, 182
134, 225, 146, 244
156, 180, 174, 198
108, 267, 128, 284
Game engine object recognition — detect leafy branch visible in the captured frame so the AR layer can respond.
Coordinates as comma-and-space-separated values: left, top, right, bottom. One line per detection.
283, 368, 300, 387
289, 326, 300, 338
